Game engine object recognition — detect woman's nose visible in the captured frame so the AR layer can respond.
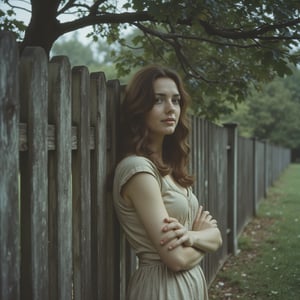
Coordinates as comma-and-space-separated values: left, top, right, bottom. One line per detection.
165, 98, 175, 112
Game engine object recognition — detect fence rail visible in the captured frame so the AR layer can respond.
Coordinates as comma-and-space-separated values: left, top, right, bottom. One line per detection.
0, 31, 291, 300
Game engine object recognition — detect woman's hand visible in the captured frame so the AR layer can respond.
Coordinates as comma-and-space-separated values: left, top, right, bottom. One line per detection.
192, 206, 218, 231
159, 206, 218, 251
160, 217, 193, 250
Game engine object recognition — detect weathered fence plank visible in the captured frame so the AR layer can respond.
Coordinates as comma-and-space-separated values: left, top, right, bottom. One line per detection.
256, 140, 266, 206
106, 79, 121, 300
206, 122, 228, 283
237, 137, 254, 235
48, 56, 73, 300
71, 66, 92, 300
224, 123, 238, 255
0, 31, 20, 300
89, 72, 107, 300
266, 145, 273, 190
19, 47, 49, 300
252, 138, 258, 215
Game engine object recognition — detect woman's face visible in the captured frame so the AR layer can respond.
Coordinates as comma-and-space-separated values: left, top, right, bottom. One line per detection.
145, 77, 181, 139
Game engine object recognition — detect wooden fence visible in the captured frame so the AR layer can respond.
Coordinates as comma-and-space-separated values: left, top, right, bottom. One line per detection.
0, 31, 291, 300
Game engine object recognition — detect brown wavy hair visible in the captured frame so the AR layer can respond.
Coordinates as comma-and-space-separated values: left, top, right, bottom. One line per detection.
120, 65, 194, 187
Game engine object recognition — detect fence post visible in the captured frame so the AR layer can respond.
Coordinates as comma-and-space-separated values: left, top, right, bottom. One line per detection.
252, 137, 258, 216
263, 140, 268, 198
0, 31, 20, 300
223, 123, 238, 255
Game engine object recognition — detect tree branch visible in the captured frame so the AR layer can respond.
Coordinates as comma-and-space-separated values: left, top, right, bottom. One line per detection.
59, 11, 155, 34
198, 18, 300, 40
89, 0, 106, 16
58, 0, 76, 14
134, 22, 217, 83
134, 22, 261, 49
54, 5, 300, 44
6, 0, 31, 14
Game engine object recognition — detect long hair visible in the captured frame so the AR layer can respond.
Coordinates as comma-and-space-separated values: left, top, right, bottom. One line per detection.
120, 65, 194, 187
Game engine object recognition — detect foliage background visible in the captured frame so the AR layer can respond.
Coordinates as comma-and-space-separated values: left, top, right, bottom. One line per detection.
1, 0, 300, 152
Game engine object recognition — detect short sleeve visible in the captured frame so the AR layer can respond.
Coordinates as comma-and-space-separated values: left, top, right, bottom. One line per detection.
114, 155, 161, 195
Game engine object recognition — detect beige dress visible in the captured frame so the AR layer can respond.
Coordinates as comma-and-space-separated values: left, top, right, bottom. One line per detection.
113, 155, 209, 300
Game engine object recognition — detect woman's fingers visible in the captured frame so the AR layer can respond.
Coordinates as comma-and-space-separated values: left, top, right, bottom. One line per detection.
195, 205, 203, 223
160, 222, 188, 247
164, 216, 178, 223
161, 211, 218, 249
162, 216, 183, 232
167, 233, 190, 250
193, 206, 219, 231
165, 229, 194, 250
211, 218, 218, 227
161, 227, 186, 243
162, 221, 181, 232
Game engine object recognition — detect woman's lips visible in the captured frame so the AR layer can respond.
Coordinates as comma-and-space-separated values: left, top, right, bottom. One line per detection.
162, 118, 176, 124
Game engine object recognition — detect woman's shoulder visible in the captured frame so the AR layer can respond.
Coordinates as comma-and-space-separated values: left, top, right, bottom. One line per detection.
115, 155, 159, 177
117, 155, 154, 169
114, 155, 161, 190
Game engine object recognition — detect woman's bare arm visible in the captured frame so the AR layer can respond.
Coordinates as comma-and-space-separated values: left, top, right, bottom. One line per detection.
161, 206, 223, 252
121, 172, 204, 272
188, 228, 222, 252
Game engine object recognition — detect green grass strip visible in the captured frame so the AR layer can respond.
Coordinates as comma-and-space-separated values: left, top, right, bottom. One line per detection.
210, 163, 300, 299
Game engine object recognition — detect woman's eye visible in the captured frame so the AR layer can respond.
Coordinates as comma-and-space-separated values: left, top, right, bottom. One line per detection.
154, 96, 180, 105
155, 97, 163, 104
172, 98, 181, 104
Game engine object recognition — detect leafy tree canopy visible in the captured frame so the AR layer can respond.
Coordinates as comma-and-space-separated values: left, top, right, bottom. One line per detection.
222, 66, 300, 149
1, 0, 300, 119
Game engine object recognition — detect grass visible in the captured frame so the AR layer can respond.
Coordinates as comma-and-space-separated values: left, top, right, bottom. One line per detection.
209, 163, 300, 299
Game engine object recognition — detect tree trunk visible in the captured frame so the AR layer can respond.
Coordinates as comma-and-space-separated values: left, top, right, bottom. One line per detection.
20, 0, 62, 56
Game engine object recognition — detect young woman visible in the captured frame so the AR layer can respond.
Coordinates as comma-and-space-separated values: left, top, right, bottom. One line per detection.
113, 65, 222, 299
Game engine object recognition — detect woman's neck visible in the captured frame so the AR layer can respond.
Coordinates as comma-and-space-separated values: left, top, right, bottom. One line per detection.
147, 140, 164, 164
141, 132, 168, 164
